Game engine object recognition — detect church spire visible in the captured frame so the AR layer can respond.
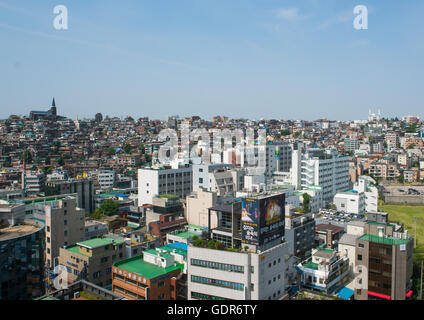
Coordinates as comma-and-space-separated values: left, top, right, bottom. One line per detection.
52, 97, 56, 107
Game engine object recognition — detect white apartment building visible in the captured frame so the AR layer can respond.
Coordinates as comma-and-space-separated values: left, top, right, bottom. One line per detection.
97, 170, 116, 190
24, 171, 45, 194
192, 163, 243, 197
292, 149, 350, 206
137, 166, 193, 206
353, 175, 378, 213
188, 242, 289, 300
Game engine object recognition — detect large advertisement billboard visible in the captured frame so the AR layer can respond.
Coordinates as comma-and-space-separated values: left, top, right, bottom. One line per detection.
241, 198, 260, 245
241, 194, 285, 246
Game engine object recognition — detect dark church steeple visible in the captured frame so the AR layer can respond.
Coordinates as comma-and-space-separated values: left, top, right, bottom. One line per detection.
52, 97, 56, 107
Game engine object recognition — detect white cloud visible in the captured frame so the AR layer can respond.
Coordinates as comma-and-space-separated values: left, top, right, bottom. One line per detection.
276, 8, 301, 22
318, 10, 353, 30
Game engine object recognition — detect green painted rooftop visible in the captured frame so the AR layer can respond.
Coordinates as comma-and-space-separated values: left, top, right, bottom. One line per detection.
303, 261, 318, 270
65, 245, 90, 257
359, 234, 411, 245
173, 230, 201, 239
77, 238, 124, 249
113, 255, 184, 279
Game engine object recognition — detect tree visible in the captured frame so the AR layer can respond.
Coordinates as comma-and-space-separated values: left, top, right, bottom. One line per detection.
302, 193, 311, 212
108, 147, 116, 156
123, 143, 132, 154
139, 144, 146, 154
91, 209, 103, 220
98, 199, 119, 217
398, 175, 404, 184
281, 129, 291, 136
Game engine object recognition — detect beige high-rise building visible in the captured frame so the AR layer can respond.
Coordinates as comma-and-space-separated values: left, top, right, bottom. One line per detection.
185, 189, 218, 229
44, 196, 85, 268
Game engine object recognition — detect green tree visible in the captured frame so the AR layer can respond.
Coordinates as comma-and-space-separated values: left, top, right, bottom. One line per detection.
281, 129, 291, 136
91, 208, 103, 220
139, 144, 146, 154
123, 143, 132, 154
98, 199, 119, 216
398, 175, 404, 184
108, 147, 116, 156
302, 193, 311, 212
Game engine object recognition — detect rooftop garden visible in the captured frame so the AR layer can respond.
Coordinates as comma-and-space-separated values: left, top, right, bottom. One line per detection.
191, 235, 252, 253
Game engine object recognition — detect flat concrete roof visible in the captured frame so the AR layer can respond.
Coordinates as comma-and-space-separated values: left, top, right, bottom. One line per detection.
0, 220, 43, 242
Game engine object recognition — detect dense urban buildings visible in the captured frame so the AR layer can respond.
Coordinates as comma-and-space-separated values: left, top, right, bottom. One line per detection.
0, 105, 423, 301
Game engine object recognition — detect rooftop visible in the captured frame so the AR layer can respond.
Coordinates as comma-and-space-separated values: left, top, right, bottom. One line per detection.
172, 230, 201, 239
113, 255, 184, 280
65, 245, 90, 257
0, 220, 44, 242
359, 234, 411, 245
157, 245, 187, 256
303, 261, 318, 270
77, 237, 125, 249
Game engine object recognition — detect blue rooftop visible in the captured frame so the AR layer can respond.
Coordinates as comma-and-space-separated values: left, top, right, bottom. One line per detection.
168, 242, 188, 251
336, 286, 354, 300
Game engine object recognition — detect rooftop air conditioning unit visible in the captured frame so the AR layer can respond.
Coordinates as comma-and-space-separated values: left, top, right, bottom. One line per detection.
74, 292, 80, 299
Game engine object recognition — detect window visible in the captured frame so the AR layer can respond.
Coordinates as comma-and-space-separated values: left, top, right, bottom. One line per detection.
46, 226, 50, 232
158, 281, 165, 288
358, 243, 365, 248
358, 254, 362, 261
47, 237, 50, 243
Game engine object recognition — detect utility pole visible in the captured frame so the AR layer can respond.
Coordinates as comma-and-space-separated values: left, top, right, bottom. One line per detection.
420, 260, 423, 300
414, 217, 418, 249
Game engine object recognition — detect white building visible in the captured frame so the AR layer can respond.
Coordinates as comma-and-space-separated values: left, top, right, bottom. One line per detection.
291, 149, 350, 205
296, 248, 349, 294
353, 176, 378, 213
188, 242, 289, 300
333, 191, 365, 215
192, 163, 243, 197
137, 166, 192, 206
96, 170, 116, 190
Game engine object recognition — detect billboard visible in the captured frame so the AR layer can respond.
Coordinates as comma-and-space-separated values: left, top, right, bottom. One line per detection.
242, 194, 285, 246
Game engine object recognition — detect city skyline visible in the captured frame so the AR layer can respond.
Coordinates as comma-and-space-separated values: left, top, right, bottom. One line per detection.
1, 0, 424, 120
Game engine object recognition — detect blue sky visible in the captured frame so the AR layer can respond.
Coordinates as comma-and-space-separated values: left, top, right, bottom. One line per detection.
0, 0, 423, 121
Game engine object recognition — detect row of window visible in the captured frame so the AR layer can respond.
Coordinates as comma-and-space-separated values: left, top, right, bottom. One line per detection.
113, 285, 145, 300
191, 292, 230, 301
191, 259, 244, 273
191, 275, 244, 291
